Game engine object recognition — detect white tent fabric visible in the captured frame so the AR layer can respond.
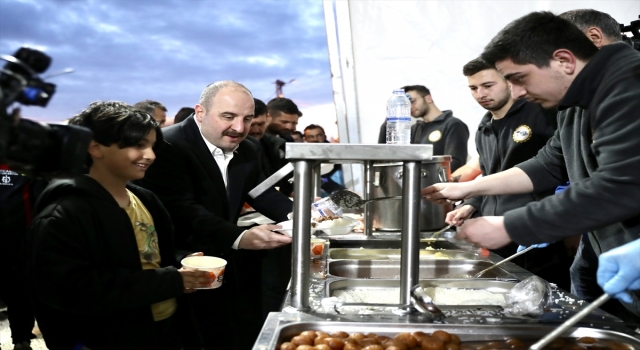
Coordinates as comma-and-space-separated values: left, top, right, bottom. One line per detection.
329, 0, 639, 157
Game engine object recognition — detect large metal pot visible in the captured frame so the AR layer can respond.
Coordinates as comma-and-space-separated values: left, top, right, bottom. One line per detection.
371, 156, 451, 231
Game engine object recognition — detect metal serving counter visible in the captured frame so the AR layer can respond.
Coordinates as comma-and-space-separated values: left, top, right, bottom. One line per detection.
254, 314, 640, 350
251, 143, 638, 350
252, 231, 636, 349
284, 143, 435, 311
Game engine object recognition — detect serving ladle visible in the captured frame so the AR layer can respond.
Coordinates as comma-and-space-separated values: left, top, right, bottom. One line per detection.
410, 285, 446, 322
329, 190, 401, 209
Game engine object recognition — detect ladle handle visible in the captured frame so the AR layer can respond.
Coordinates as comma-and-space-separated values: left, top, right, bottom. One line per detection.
363, 195, 402, 204
529, 293, 611, 350
474, 246, 535, 277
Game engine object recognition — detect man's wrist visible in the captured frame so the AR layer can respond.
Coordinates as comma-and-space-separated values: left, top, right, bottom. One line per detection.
232, 230, 248, 250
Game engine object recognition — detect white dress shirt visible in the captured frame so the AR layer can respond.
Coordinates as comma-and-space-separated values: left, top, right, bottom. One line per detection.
196, 121, 246, 249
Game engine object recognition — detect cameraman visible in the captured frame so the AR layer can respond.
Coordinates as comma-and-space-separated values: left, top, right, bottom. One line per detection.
0, 168, 46, 349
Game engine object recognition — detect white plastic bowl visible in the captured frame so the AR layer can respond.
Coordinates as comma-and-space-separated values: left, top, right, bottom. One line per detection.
315, 216, 359, 235
274, 220, 318, 237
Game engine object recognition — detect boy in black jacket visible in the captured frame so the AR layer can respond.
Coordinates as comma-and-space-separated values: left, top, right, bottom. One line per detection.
25, 101, 213, 350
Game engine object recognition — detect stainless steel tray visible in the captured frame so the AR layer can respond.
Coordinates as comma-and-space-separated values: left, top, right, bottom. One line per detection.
273, 322, 640, 349
328, 239, 461, 249
327, 259, 516, 279
329, 248, 482, 260
326, 279, 516, 307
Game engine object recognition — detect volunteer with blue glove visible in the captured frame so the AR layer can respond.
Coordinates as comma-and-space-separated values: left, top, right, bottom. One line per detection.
597, 239, 640, 303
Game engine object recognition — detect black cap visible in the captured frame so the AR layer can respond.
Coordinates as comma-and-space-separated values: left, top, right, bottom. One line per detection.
267, 97, 303, 117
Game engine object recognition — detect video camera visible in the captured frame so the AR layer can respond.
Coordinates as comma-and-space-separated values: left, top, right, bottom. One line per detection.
0, 47, 92, 176
621, 16, 640, 51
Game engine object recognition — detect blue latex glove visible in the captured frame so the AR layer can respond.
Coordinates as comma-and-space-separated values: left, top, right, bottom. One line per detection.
555, 181, 570, 194
597, 239, 640, 303
516, 243, 550, 253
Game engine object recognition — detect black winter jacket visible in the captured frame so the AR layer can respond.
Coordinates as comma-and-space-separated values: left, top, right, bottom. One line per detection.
410, 110, 469, 172
505, 43, 640, 317
26, 176, 189, 350
465, 99, 557, 216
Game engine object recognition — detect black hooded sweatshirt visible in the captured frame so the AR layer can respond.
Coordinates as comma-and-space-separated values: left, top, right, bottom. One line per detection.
505, 43, 640, 317
25, 175, 190, 350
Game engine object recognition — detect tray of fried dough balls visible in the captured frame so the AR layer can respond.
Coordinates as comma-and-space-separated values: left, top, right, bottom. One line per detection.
275, 322, 638, 350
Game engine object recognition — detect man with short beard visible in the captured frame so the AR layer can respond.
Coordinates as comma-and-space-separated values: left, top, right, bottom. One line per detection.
404, 85, 469, 172
554, 8, 626, 314
249, 98, 284, 178
422, 11, 640, 321
448, 58, 573, 290
266, 97, 302, 142
264, 97, 302, 196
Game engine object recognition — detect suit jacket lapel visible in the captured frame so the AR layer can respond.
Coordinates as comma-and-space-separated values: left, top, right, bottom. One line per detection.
181, 116, 230, 216
227, 143, 251, 222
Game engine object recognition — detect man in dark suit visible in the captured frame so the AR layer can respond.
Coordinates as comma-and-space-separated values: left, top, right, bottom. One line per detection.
136, 80, 293, 350
249, 98, 285, 178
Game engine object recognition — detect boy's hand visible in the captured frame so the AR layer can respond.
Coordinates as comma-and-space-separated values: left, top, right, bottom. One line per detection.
178, 268, 216, 293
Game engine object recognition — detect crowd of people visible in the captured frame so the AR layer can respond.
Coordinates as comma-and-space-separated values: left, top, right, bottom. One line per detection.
0, 87, 341, 350
422, 10, 640, 323
0, 7, 639, 350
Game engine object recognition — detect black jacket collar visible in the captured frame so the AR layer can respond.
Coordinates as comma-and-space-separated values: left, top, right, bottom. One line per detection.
558, 43, 630, 111
36, 175, 149, 213
478, 98, 527, 130
428, 110, 454, 123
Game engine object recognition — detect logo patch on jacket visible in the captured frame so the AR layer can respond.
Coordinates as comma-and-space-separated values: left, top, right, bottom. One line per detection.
428, 130, 442, 142
0, 169, 17, 186
513, 125, 532, 143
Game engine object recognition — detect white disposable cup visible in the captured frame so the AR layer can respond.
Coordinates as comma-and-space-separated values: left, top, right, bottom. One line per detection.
181, 256, 227, 289
310, 238, 329, 279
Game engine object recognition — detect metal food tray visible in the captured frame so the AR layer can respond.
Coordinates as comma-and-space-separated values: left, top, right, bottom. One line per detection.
326, 279, 516, 308
327, 259, 516, 279
327, 239, 460, 249
272, 322, 640, 349
329, 248, 482, 261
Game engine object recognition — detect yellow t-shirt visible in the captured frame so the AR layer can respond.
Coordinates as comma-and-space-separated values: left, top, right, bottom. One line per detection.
123, 189, 177, 321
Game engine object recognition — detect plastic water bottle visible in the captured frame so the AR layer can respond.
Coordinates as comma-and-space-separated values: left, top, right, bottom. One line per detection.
386, 89, 411, 144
